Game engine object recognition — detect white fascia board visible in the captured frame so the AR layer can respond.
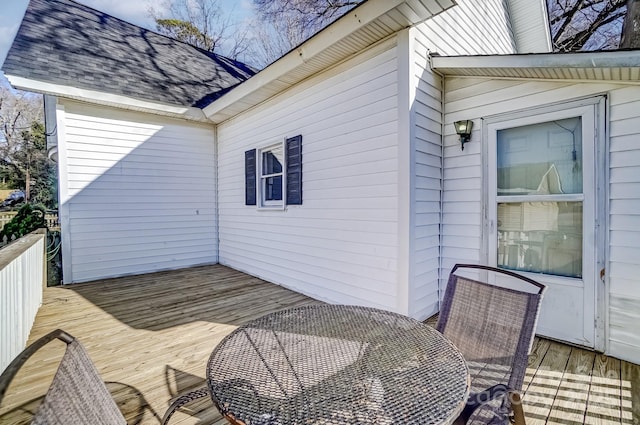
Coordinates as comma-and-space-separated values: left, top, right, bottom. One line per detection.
202, 0, 408, 119
431, 50, 640, 70
5, 75, 208, 122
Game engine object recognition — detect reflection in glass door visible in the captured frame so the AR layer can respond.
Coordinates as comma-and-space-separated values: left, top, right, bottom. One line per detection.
486, 98, 605, 349
497, 118, 584, 278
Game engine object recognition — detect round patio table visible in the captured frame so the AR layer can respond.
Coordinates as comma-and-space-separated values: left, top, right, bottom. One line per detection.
207, 305, 470, 425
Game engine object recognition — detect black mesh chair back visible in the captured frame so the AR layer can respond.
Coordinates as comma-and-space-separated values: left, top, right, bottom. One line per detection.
436, 264, 546, 425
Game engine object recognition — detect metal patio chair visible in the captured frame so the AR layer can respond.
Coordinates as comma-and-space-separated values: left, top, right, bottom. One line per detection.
0, 329, 180, 424
436, 264, 546, 425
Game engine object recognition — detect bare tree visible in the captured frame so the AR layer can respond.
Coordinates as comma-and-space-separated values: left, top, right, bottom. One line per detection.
548, 0, 628, 51
0, 83, 45, 201
148, 0, 363, 68
149, 0, 250, 59
249, 15, 308, 67
250, 0, 363, 66
621, 0, 640, 47
253, 0, 361, 33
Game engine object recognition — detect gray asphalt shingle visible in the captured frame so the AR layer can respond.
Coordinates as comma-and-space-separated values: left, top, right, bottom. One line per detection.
2, 0, 256, 108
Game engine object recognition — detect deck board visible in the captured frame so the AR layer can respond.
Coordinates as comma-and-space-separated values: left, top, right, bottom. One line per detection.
525, 341, 573, 425
621, 361, 640, 424
546, 346, 594, 424
0, 264, 637, 424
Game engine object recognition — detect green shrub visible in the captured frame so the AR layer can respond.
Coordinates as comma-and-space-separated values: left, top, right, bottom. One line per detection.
1, 203, 46, 241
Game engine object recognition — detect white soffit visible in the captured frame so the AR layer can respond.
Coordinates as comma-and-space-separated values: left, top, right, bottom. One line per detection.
203, 0, 456, 123
431, 51, 640, 82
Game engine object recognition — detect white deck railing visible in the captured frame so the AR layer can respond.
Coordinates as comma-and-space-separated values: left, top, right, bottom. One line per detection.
0, 229, 46, 373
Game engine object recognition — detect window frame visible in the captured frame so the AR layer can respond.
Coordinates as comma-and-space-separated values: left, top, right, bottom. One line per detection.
257, 140, 286, 210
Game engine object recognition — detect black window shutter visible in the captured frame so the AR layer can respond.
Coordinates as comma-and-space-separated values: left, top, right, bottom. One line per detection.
286, 135, 303, 205
245, 149, 257, 205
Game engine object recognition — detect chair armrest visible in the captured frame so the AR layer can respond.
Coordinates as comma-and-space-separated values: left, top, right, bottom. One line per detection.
161, 387, 210, 425
0, 329, 74, 404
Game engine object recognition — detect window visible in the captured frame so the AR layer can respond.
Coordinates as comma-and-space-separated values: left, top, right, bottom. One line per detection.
259, 143, 284, 207
245, 135, 302, 208
496, 117, 583, 278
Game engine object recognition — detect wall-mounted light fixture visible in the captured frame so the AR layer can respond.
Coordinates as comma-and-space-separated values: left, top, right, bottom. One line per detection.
454, 120, 473, 151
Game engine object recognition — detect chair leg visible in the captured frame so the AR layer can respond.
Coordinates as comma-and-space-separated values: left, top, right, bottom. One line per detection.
509, 391, 526, 425
161, 387, 210, 425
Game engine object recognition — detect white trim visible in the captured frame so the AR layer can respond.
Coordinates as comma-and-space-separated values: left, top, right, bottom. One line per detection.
496, 194, 584, 203
594, 96, 607, 353
257, 141, 286, 210
482, 95, 608, 124
482, 115, 490, 266
439, 75, 640, 88
432, 50, 640, 70
55, 102, 73, 284
213, 125, 220, 264
4, 75, 208, 122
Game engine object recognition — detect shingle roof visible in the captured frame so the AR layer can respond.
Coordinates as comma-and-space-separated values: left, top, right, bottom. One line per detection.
1, 0, 256, 108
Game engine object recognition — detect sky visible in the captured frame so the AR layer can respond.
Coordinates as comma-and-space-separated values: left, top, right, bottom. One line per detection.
0, 0, 254, 75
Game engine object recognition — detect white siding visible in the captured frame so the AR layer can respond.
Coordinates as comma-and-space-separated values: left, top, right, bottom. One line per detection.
607, 87, 640, 364
414, 0, 516, 56
441, 78, 640, 364
217, 40, 401, 311
506, 0, 552, 53
408, 27, 443, 319
58, 101, 217, 283
406, 0, 517, 317
407, 0, 517, 316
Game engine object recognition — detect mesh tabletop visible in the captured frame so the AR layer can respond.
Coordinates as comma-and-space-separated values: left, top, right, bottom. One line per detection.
207, 305, 470, 425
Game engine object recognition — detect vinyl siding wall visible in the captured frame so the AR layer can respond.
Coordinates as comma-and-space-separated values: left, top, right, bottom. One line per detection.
407, 28, 444, 319
57, 101, 218, 283
414, 0, 516, 56
217, 40, 401, 311
506, 0, 551, 52
441, 78, 640, 364
406, 0, 515, 319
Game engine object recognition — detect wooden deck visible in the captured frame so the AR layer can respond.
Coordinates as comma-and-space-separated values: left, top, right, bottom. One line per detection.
0, 264, 638, 424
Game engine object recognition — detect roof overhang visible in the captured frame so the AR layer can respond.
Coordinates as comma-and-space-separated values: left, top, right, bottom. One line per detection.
431, 50, 640, 82
5, 75, 209, 122
203, 0, 455, 123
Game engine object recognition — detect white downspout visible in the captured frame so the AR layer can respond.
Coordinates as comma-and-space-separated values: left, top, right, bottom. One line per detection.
213, 124, 220, 264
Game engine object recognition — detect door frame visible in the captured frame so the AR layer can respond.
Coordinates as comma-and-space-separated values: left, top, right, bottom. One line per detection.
481, 96, 607, 351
